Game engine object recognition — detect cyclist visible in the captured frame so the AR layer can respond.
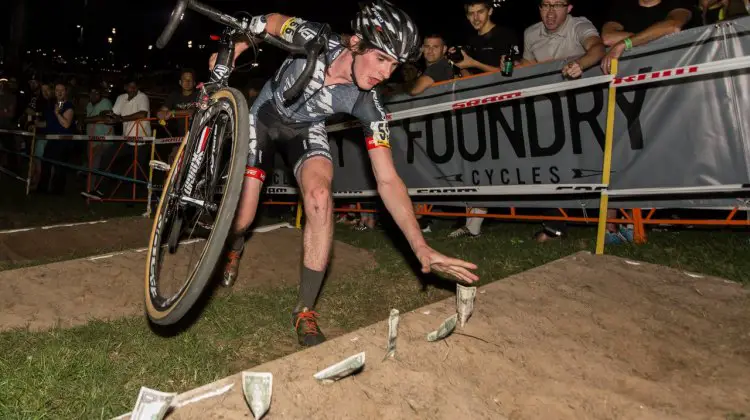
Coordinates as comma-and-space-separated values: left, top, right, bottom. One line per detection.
210, 0, 479, 347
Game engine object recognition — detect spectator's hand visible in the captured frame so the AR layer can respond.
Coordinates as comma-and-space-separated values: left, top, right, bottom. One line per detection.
451, 49, 477, 70
562, 60, 583, 79
156, 110, 171, 121
601, 42, 626, 75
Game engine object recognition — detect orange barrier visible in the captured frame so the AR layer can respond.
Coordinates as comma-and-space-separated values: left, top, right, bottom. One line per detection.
82, 115, 189, 204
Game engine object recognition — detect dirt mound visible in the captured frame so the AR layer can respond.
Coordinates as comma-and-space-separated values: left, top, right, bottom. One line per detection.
0, 227, 375, 332
140, 252, 749, 420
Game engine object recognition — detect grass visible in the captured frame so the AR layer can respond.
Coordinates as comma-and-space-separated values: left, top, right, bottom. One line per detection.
1, 215, 748, 418
0, 180, 142, 230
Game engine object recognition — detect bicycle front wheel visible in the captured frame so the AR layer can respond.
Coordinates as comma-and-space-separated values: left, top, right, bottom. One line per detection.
144, 87, 249, 326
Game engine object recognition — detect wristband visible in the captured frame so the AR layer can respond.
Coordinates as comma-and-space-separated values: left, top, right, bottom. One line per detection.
623, 38, 633, 51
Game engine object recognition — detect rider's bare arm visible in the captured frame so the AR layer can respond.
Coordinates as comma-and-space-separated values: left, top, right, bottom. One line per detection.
368, 147, 428, 254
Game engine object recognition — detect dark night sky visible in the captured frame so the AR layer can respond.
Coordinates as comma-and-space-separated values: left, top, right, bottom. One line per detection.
2, 0, 609, 83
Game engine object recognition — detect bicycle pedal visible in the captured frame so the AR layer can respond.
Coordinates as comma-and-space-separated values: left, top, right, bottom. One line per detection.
149, 160, 171, 172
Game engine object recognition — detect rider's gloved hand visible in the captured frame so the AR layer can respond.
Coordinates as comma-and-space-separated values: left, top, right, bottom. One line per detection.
248, 15, 267, 35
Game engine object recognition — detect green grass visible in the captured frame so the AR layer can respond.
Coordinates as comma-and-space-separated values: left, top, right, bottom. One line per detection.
1, 216, 748, 418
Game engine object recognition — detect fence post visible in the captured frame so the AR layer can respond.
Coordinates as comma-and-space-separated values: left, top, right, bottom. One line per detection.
596, 59, 618, 255
295, 199, 303, 229
25, 126, 37, 196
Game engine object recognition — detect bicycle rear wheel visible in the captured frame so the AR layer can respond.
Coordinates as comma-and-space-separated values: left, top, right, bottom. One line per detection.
144, 87, 249, 326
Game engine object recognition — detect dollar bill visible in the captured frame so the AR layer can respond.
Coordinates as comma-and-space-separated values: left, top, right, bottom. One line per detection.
384, 309, 400, 360
242, 371, 273, 420
456, 284, 477, 328
131, 386, 176, 420
313, 352, 365, 384
426, 313, 458, 342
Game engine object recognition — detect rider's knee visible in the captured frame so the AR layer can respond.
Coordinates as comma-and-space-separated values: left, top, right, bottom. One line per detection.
303, 185, 332, 215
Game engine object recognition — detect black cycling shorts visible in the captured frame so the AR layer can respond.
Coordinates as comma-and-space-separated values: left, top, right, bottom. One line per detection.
247, 101, 332, 181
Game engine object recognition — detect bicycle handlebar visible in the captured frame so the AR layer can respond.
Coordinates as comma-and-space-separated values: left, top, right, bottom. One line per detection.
156, 0, 326, 103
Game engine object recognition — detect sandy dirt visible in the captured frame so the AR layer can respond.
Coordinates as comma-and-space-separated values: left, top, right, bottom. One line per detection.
0, 227, 375, 332
147, 252, 750, 420
0, 217, 153, 265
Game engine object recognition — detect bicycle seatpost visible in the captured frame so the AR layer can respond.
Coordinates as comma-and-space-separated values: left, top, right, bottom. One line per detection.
208, 33, 235, 85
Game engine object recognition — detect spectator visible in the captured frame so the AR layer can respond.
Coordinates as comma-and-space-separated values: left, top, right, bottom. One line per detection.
20, 75, 46, 130
156, 68, 198, 139
80, 85, 114, 199
448, 1, 520, 238
601, 0, 693, 74
29, 82, 54, 191
0, 78, 18, 172
451, 0, 520, 76
517, 0, 606, 80
406, 34, 456, 95
106, 76, 151, 138
38, 82, 76, 194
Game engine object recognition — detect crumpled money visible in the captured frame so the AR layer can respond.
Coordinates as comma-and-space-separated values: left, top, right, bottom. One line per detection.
384, 309, 399, 360
427, 314, 458, 342
456, 284, 477, 327
242, 371, 273, 420
313, 352, 365, 384
131, 386, 176, 420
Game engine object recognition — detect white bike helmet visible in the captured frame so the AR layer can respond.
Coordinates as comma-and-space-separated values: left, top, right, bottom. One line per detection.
352, 0, 421, 63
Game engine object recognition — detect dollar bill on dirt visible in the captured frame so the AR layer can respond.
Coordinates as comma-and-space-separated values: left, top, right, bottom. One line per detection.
313, 352, 365, 384
456, 284, 477, 328
242, 371, 273, 420
131, 386, 176, 420
426, 313, 458, 342
384, 309, 400, 360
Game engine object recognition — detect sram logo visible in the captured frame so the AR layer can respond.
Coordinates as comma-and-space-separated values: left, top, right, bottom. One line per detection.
554, 186, 607, 191
613, 66, 698, 85
452, 91, 523, 110
416, 187, 479, 194
265, 187, 294, 194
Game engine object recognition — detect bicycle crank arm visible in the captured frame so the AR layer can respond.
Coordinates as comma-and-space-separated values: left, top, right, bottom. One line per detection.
178, 195, 218, 212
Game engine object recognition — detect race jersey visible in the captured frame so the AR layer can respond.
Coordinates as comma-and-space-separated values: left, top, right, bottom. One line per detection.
254, 17, 392, 150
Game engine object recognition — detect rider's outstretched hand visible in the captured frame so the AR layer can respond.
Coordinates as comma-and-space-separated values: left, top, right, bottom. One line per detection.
415, 245, 479, 284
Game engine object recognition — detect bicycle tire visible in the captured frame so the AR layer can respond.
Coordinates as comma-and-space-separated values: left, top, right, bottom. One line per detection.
144, 87, 249, 326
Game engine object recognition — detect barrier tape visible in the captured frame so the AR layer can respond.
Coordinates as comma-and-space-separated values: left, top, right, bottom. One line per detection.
263, 184, 608, 198
0, 128, 35, 137
605, 184, 750, 197
44, 134, 156, 141
263, 183, 750, 199
0, 129, 158, 142
327, 74, 614, 133
127, 136, 184, 146
327, 54, 750, 133
0, 146, 152, 187
0, 165, 28, 183
611, 55, 750, 88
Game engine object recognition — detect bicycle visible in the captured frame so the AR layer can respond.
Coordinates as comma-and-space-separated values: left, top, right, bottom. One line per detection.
144, 0, 327, 326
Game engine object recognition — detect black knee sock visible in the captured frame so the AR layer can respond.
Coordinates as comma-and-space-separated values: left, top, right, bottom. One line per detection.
229, 233, 245, 252
296, 267, 326, 312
